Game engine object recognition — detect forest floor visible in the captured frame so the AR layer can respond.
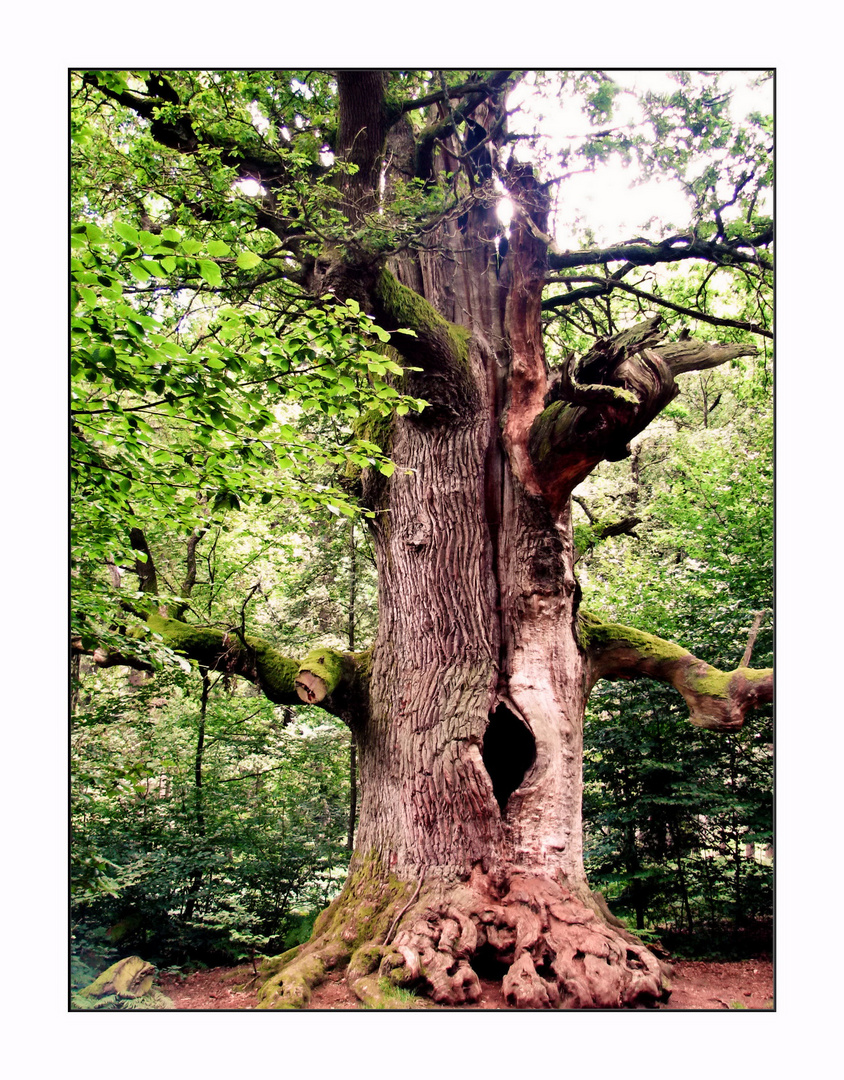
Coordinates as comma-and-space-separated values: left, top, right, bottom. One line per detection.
157, 957, 773, 1011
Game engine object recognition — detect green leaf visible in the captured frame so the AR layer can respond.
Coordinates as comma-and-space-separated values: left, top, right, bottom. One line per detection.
206, 240, 231, 257
236, 250, 263, 270
199, 261, 223, 287
114, 221, 140, 245
85, 223, 108, 243
128, 261, 152, 282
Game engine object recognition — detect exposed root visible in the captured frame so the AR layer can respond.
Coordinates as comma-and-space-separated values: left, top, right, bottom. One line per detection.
384, 870, 669, 1008
258, 852, 671, 1010
256, 850, 416, 1010
257, 949, 327, 1009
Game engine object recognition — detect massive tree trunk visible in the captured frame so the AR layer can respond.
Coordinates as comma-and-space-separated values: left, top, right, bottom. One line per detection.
256, 139, 766, 1009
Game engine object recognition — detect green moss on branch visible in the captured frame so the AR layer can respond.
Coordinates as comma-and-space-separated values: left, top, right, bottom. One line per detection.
577, 611, 689, 662
145, 613, 367, 714
375, 268, 469, 365
250, 639, 300, 699
372, 270, 475, 414
147, 612, 223, 662
295, 647, 362, 703
579, 610, 773, 732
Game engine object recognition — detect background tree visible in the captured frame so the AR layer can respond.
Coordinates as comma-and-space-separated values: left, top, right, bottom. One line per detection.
71, 463, 377, 976
574, 346, 772, 946
71, 68, 773, 1009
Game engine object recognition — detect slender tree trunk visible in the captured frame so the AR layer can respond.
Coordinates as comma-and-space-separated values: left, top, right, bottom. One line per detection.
347, 520, 357, 852
676, 852, 695, 933
184, 668, 209, 922
70, 652, 81, 715
625, 822, 646, 931
347, 738, 357, 853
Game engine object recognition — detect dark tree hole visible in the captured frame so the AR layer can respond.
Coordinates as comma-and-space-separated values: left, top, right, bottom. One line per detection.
535, 954, 555, 980
482, 704, 536, 813
470, 943, 510, 980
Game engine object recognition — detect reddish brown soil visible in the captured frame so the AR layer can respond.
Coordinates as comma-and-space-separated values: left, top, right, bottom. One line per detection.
157, 957, 773, 1011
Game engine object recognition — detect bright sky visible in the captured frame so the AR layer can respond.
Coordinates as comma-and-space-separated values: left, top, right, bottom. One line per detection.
508, 70, 773, 250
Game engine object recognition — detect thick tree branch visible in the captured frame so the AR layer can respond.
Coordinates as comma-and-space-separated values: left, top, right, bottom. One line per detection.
655, 338, 760, 376
361, 268, 476, 415
75, 613, 371, 725
528, 317, 757, 513
543, 275, 773, 339
152, 613, 370, 721
547, 231, 772, 274
578, 611, 772, 732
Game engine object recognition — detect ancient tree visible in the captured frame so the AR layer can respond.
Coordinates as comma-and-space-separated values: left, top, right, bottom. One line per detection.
72, 70, 773, 1008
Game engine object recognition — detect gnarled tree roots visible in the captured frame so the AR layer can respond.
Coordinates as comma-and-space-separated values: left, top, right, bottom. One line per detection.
257, 856, 671, 1010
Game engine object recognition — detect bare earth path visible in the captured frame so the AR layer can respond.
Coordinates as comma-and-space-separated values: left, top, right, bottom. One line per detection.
157, 958, 773, 1011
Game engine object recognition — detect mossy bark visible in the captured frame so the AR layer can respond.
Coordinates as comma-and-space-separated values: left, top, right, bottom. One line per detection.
259, 854, 671, 1009
580, 611, 773, 731
257, 850, 415, 1009
144, 613, 369, 719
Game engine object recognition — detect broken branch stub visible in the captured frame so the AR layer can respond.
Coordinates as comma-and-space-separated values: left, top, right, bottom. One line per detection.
295, 669, 328, 704
294, 648, 358, 704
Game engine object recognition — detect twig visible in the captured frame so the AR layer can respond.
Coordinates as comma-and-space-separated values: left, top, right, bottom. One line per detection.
741, 611, 767, 668
384, 868, 427, 946
238, 582, 262, 644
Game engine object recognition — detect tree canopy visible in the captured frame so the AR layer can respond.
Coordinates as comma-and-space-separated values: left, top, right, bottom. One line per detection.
71, 66, 772, 665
